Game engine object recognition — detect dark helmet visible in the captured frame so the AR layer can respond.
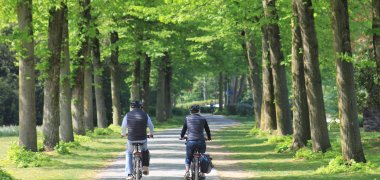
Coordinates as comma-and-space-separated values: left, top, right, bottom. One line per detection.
130, 101, 142, 108
190, 104, 200, 113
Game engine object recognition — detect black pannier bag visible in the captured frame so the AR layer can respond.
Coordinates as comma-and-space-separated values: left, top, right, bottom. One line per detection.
200, 154, 213, 173
142, 150, 150, 166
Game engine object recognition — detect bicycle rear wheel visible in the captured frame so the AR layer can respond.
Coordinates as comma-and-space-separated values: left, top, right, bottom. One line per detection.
194, 157, 199, 180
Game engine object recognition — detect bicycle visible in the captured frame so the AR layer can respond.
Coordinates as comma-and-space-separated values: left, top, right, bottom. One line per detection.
123, 134, 152, 180
180, 136, 208, 180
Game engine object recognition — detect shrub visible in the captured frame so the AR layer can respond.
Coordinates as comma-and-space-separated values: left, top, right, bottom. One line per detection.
0, 125, 19, 137
54, 143, 70, 155
93, 128, 113, 136
249, 127, 270, 137
108, 124, 121, 134
0, 168, 14, 180
294, 147, 340, 160
315, 156, 378, 174
225, 105, 237, 115
236, 103, 253, 116
7, 144, 51, 168
172, 107, 189, 116
267, 135, 293, 153
74, 134, 92, 143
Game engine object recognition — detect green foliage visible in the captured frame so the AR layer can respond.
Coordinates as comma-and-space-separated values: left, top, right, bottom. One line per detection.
93, 128, 114, 136
74, 134, 92, 143
0, 168, 13, 180
7, 144, 51, 168
172, 107, 188, 116
108, 124, 121, 134
54, 141, 81, 155
249, 127, 270, 137
266, 135, 293, 153
315, 156, 378, 174
0, 126, 18, 137
294, 147, 340, 161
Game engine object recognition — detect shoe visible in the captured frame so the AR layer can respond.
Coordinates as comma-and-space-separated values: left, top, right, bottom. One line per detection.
143, 166, 149, 175
126, 174, 133, 180
200, 172, 206, 179
184, 171, 190, 180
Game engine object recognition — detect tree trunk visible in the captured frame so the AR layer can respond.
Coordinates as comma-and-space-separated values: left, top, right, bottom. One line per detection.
291, 1, 311, 150
110, 31, 121, 125
59, 4, 74, 142
131, 58, 141, 101
142, 53, 151, 112
262, 0, 292, 135
244, 36, 263, 128
260, 27, 277, 131
164, 52, 173, 118
231, 76, 238, 104
93, 29, 107, 128
218, 72, 224, 112
17, 0, 37, 151
156, 53, 168, 122
295, 0, 331, 152
84, 55, 93, 131
43, 5, 64, 151
331, 0, 366, 162
365, 0, 380, 132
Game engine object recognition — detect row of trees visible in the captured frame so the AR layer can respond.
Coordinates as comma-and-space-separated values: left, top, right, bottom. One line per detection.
1, 0, 379, 166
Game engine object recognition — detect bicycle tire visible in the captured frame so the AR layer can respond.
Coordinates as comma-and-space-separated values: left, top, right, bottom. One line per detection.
194, 157, 199, 180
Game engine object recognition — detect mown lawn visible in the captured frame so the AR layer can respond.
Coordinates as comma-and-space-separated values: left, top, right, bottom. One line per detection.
0, 115, 186, 179
214, 115, 380, 179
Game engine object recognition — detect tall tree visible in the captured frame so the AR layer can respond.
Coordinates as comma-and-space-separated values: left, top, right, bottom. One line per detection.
131, 58, 141, 101
365, 0, 380, 132
92, 29, 107, 128
291, 0, 311, 150
218, 72, 224, 112
243, 32, 263, 128
59, 3, 74, 142
17, 0, 37, 151
142, 53, 151, 112
43, 4, 64, 151
156, 52, 169, 122
331, 0, 366, 162
83, 0, 93, 131
262, 0, 292, 135
260, 28, 277, 131
295, 0, 331, 152
164, 53, 173, 118
110, 31, 121, 125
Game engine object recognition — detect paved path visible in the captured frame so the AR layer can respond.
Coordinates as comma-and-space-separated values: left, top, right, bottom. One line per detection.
97, 115, 238, 180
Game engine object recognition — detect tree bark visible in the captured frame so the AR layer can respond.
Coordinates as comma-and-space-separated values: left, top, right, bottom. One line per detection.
331, 0, 366, 162
83, 0, 93, 131
43, 5, 64, 151
17, 0, 37, 151
59, 4, 74, 142
260, 27, 277, 131
365, 0, 380, 132
142, 53, 151, 112
72, 0, 91, 135
110, 31, 121, 125
218, 72, 224, 112
262, 0, 293, 135
244, 35, 263, 127
164, 53, 173, 118
84, 54, 93, 131
93, 29, 107, 128
156, 53, 168, 122
291, 1, 311, 150
131, 58, 141, 101
295, 0, 331, 152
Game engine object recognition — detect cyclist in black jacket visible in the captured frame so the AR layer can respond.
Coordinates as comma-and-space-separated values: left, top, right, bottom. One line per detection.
180, 104, 211, 179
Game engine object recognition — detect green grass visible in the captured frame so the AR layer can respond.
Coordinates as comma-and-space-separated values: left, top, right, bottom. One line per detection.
0, 126, 19, 137
214, 116, 380, 179
0, 116, 185, 179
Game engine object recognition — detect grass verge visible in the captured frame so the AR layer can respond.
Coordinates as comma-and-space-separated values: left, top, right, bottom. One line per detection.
213, 115, 380, 179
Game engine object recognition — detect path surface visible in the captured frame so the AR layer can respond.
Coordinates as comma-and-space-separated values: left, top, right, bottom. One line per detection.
97, 115, 238, 180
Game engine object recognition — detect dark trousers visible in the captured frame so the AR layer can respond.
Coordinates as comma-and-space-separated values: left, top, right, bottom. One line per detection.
185, 140, 206, 165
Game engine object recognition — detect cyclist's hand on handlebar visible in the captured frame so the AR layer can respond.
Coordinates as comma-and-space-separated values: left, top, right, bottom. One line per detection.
149, 134, 154, 138
121, 133, 127, 138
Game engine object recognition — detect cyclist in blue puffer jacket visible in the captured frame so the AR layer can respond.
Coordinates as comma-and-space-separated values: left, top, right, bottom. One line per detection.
180, 104, 211, 179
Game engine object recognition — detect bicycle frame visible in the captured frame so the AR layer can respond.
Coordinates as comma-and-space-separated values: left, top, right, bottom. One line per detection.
191, 149, 201, 180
